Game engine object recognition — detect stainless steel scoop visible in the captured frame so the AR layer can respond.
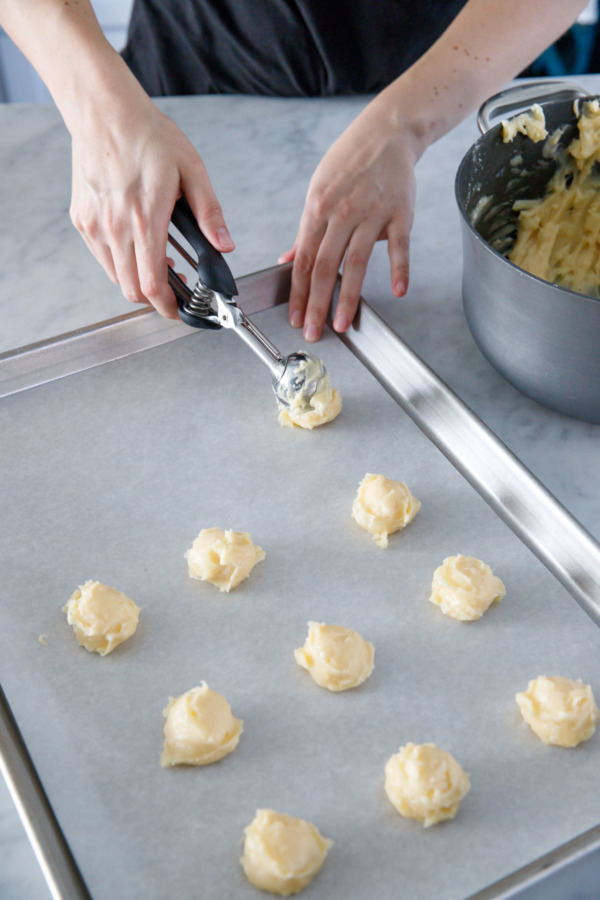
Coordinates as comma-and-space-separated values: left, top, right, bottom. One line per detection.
167, 197, 327, 409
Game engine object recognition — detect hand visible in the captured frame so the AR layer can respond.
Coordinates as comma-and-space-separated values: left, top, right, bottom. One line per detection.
279, 98, 421, 342
69, 89, 234, 318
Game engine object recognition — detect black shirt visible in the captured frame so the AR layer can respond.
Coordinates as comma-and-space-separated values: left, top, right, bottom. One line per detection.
122, 0, 469, 97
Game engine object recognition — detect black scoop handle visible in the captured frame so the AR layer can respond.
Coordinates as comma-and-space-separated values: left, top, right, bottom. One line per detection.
171, 196, 237, 297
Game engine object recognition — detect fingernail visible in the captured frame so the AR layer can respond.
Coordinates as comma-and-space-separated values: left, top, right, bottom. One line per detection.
304, 324, 319, 342
290, 310, 303, 328
217, 227, 235, 250
394, 280, 407, 297
333, 313, 349, 332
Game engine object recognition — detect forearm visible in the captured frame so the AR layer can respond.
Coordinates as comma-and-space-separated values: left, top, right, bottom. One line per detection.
371, 0, 590, 160
0, 0, 147, 133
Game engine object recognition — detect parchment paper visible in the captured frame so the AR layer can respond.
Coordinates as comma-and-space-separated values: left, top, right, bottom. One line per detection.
1, 304, 599, 900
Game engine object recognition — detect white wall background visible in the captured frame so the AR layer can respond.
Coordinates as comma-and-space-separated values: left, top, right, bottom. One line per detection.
0, 0, 134, 102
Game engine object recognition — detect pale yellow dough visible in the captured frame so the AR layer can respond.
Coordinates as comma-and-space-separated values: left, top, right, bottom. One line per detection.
509, 99, 600, 297
429, 554, 505, 621
516, 676, 599, 748
294, 621, 374, 692
185, 528, 265, 592
351, 473, 420, 548
63, 580, 140, 656
502, 103, 548, 143
241, 809, 333, 896
160, 682, 243, 767
278, 370, 342, 430
384, 742, 470, 827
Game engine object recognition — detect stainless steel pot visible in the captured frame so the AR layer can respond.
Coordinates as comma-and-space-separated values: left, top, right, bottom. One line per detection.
455, 80, 600, 424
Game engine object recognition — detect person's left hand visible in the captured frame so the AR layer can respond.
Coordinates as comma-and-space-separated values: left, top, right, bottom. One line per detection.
278, 97, 423, 342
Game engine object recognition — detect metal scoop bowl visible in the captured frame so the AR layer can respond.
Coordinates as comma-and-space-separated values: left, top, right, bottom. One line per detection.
213, 294, 327, 409
167, 197, 327, 411
273, 350, 327, 408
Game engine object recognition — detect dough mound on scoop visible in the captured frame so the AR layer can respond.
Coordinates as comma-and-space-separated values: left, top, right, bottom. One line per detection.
241, 809, 333, 896
294, 621, 374, 692
429, 554, 505, 621
63, 580, 140, 656
277, 372, 342, 430
384, 742, 470, 827
160, 682, 243, 766
351, 473, 420, 548
516, 675, 599, 748
185, 528, 265, 592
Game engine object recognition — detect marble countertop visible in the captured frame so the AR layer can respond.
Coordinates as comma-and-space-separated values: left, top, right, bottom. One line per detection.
1, 78, 599, 899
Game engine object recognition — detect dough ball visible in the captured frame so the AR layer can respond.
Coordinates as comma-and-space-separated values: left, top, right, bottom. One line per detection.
429, 554, 505, 621
384, 742, 470, 827
241, 809, 333, 896
160, 682, 243, 767
185, 528, 265, 592
278, 373, 342, 430
351, 473, 421, 548
516, 676, 599, 748
63, 580, 140, 656
294, 621, 374, 692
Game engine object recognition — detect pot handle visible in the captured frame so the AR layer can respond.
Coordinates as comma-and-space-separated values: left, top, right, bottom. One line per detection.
477, 79, 592, 134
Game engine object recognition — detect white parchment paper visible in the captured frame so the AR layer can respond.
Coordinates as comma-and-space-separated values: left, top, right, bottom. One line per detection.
1, 304, 599, 900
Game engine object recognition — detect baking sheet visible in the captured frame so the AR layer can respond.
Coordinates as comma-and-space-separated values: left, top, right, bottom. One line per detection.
1, 303, 600, 900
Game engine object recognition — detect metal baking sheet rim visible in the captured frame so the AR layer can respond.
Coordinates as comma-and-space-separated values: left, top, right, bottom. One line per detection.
1, 262, 600, 900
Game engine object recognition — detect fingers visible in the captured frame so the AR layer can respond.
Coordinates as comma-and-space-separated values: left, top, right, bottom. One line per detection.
290, 220, 375, 341
132, 202, 180, 318
68, 104, 233, 320
71, 193, 179, 318
288, 206, 413, 341
288, 217, 328, 337
333, 222, 380, 333
181, 164, 235, 254
386, 219, 411, 299
277, 245, 297, 265
289, 209, 399, 341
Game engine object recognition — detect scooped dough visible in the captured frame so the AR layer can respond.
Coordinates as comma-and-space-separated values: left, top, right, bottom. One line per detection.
502, 103, 548, 143
384, 742, 470, 827
63, 580, 140, 656
185, 528, 265, 592
160, 682, 243, 767
351, 473, 420, 548
241, 809, 333, 896
429, 554, 506, 621
278, 361, 342, 430
509, 99, 600, 297
294, 621, 374, 692
516, 676, 599, 748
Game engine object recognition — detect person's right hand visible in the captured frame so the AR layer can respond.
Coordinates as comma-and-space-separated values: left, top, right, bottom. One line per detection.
69, 88, 234, 318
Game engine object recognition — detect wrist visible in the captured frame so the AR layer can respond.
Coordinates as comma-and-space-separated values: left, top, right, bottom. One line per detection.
370, 65, 475, 163
57, 46, 150, 139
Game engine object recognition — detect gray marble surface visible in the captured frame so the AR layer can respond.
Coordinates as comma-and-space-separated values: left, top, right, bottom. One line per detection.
1, 79, 599, 899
